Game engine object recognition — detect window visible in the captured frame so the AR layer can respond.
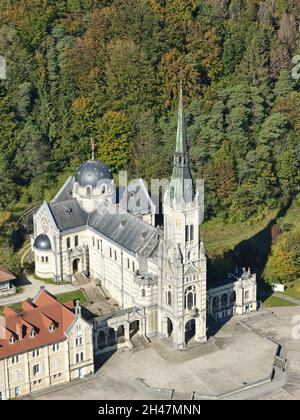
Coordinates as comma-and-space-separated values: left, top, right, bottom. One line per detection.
67, 238, 71, 248
41, 257, 44, 263
166, 285, 172, 306
114, 250, 117, 261
49, 324, 55, 333
86, 186, 92, 196
102, 185, 106, 195
75, 236, 79, 247
33, 364, 40, 376
76, 324, 81, 332
142, 289, 146, 298
93, 237, 95, 247
190, 225, 194, 242
9, 335, 15, 344
54, 358, 61, 370
76, 337, 83, 347
132, 261, 135, 272
97, 240, 100, 250
245, 290, 249, 301
12, 355, 19, 364
127, 258, 130, 269
30, 328, 36, 338
185, 225, 189, 243
76, 352, 84, 363
45, 256, 48, 263
32, 349, 39, 358
0, 391, 2, 400
109, 247, 112, 258
185, 286, 196, 310
14, 370, 20, 381
52, 343, 59, 352
15, 386, 20, 397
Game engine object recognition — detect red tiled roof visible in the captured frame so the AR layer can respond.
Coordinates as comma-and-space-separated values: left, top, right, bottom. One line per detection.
0, 266, 15, 283
0, 290, 75, 359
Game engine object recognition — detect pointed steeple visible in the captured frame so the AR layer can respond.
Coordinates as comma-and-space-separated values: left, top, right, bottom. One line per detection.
166, 82, 194, 206
176, 81, 188, 155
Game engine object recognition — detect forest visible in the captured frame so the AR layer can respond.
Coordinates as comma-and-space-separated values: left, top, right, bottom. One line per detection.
0, 0, 300, 283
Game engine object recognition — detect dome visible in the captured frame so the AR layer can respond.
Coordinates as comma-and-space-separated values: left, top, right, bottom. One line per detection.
75, 160, 113, 188
33, 234, 52, 251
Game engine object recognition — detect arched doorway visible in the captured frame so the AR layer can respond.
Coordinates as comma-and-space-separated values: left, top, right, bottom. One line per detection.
185, 319, 196, 344
130, 320, 139, 338
73, 258, 80, 274
166, 317, 173, 337
117, 325, 125, 343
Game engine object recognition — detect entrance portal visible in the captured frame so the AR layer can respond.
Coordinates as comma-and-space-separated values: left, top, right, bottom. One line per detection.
166, 317, 173, 337
130, 320, 139, 338
185, 319, 196, 344
73, 258, 80, 274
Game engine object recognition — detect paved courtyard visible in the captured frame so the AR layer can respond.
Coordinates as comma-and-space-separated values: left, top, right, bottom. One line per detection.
23, 307, 300, 400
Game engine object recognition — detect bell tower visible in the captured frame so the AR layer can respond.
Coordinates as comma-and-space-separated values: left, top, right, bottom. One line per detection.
158, 83, 207, 349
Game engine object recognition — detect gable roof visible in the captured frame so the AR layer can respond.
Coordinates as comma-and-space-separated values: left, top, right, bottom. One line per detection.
0, 290, 75, 360
88, 202, 157, 254
0, 267, 15, 284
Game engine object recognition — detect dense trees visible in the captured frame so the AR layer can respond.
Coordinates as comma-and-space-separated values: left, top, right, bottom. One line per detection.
0, 0, 300, 226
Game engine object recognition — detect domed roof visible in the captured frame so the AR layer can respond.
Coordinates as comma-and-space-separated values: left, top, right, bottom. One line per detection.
33, 234, 52, 251
75, 159, 113, 188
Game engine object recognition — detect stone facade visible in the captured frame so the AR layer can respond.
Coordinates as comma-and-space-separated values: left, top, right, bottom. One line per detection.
31, 89, 258, 352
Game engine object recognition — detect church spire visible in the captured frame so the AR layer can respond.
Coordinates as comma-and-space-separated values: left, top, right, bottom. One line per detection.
166, 82, 195, 206
175, 81, 188, 155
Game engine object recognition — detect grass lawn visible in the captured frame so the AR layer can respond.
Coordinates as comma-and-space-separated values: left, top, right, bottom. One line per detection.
262, 295, 297, 308
201, 209, 278, 256
55, 290, 88, 306
283, 279, 300, 301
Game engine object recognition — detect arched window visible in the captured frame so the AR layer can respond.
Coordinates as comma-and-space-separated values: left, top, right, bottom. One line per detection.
185, 225, 189, 243
221, 294, 228, 308
101, 185, 106, 195
190, 225, 194, 242
185, 286, 196, 310
165, 285, 172, 306
212, 296, 219, 311
86, 187, 92, 196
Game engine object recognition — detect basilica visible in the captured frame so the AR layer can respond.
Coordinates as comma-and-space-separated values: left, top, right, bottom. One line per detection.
31, 88, 257, 351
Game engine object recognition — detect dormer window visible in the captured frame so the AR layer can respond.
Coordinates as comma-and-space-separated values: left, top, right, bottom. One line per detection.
49, 324, 55, 333
30, 328, 36, 338
86, 186, 92, 196
9, 335, 15, 344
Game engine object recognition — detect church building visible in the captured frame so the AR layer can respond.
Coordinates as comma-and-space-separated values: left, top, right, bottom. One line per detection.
31, 87, 257, 351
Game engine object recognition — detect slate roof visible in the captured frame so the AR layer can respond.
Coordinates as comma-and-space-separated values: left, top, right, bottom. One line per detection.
49, 199, 88, 231
51, 176, 74, 204
47, 199, 158, 255
88, 203, 157, 254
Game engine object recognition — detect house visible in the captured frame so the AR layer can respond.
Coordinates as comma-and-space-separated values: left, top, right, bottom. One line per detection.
0, 267, 16, 297
0, 287, 94, 400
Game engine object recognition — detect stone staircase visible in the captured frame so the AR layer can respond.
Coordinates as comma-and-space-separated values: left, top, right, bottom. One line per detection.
131, 334, 150, 352
73, 272, 90, 286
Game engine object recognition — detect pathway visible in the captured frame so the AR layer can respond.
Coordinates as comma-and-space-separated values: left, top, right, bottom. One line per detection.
0, 276, 76, 306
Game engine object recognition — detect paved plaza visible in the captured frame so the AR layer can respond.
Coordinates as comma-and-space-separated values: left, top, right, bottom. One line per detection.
22, 306, 300, 401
